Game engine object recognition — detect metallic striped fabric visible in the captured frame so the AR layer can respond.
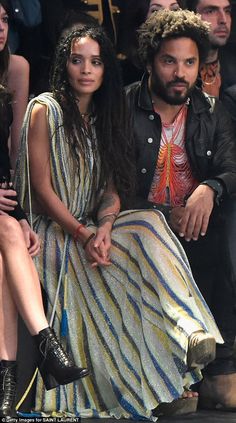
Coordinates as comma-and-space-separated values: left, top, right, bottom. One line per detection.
15, 93, 223, 420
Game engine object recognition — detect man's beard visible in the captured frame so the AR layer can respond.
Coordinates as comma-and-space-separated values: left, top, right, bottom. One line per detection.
209, 28, 230, 48
210, 38, 228, 48
151, 72, 196, 105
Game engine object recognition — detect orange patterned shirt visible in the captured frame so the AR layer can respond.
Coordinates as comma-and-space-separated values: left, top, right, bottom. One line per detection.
148, 105, 199, 207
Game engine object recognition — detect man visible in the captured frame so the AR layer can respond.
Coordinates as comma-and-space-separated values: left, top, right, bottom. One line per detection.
126, 9, 236, 410
186, 0, 236, 96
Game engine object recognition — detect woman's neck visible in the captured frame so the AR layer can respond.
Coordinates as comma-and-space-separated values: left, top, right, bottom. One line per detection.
77, 94, 92, 115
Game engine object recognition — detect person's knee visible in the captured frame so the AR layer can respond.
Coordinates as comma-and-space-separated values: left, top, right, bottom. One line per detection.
0, 216, 23, 247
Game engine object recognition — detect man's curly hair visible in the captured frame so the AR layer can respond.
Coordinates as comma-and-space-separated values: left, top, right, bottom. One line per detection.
138, 9, 211, 65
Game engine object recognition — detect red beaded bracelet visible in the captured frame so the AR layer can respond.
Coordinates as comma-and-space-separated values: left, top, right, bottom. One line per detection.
73, 223, 85, 241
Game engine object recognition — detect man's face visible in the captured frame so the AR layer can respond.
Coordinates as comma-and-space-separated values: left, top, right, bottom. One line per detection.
196, 0, 231, 48
150, 37, 199, 105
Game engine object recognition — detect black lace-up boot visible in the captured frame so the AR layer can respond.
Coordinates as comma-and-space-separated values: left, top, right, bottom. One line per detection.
34, 327, 89, 390
0, 360, 17, 419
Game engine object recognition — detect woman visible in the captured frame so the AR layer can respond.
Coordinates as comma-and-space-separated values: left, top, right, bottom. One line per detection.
15, 26, 222, 419
0, 0, 29, 168
144, 0, 181, 18
0, 86, 89, 419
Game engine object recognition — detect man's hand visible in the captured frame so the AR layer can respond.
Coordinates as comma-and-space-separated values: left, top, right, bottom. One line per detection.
169, 206, 185, 233
178, 185, 215, 241
19, 219, 41, 257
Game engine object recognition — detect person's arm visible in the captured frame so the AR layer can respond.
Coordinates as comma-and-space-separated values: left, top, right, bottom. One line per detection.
176, 185, 215, 241
86, 181, 120, 264
176, 101, 236, 241
28, 102, 89, 238
28, 102, 110, 266
8, 54, 29, 169
221, 86, 236, 124
210, 101, 236, 196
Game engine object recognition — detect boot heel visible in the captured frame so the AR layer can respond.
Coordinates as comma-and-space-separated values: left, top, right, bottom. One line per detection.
39, 366, 58, 390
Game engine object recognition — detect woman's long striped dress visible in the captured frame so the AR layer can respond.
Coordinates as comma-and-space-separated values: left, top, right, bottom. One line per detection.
15, 93, 223, 420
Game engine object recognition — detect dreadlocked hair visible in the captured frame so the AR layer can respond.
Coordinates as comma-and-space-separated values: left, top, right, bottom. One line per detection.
0, 84, 12, 151
138, 9, 211, 66
50, 26, 135, 209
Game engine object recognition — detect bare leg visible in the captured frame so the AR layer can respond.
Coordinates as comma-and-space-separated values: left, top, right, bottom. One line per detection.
0, 216, 88, 416
0, 255, 18, 360
0, 216, 48, 359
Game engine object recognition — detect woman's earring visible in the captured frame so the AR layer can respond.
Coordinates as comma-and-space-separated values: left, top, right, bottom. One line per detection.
147, 68, 151, 74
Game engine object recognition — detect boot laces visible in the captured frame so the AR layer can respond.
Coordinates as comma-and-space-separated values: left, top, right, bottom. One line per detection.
39, 334, 71, 363
0, 368, 16, 405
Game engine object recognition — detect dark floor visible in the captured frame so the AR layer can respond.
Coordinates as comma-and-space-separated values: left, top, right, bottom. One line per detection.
86, 414, 236, 423
84, 414, 236, 423
156, 410, 236, 422
16, 412, 236, 422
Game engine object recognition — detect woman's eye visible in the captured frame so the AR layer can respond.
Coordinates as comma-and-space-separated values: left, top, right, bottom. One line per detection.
71, 58, 81, 64
150, 6, 162, 13
92, 60, 103, 66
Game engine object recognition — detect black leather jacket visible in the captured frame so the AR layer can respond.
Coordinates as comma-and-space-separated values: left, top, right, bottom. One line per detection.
126, 73, 236, 211
222, 84, 236, 124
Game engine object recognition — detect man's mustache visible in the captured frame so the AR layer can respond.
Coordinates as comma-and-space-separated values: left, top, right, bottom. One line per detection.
167, 78, 189, 87
214, 25, 229, 33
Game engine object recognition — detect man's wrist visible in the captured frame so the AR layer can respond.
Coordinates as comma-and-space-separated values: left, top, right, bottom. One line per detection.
200, 179, 224, 205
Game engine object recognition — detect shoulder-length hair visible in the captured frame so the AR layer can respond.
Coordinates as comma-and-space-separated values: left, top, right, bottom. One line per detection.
50, 26, 135, 208
0, 0, 11, 83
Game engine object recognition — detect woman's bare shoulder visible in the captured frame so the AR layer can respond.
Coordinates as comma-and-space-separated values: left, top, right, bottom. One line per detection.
8, 54, 30, 77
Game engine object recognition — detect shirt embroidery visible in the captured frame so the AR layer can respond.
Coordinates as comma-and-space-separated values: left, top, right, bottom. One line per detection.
148, 105, 198, 206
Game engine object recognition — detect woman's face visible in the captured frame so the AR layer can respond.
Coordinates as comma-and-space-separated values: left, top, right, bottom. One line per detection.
146, 0, 180, 18
66, 36, 104, 100
0, 4, 8, 52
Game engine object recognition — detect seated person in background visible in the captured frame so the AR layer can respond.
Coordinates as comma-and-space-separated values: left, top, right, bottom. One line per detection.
222, 84, 236, 124
15, 24, 222, 419
146, 0, 181, 15
186, 0, 236, 97
0, 86, 89, 420
125, 9, 236, 411
0, 0, 29, 168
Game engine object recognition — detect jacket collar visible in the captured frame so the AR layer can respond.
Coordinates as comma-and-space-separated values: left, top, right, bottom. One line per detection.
138, 72, 154, 111
138, 72, 212, 114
